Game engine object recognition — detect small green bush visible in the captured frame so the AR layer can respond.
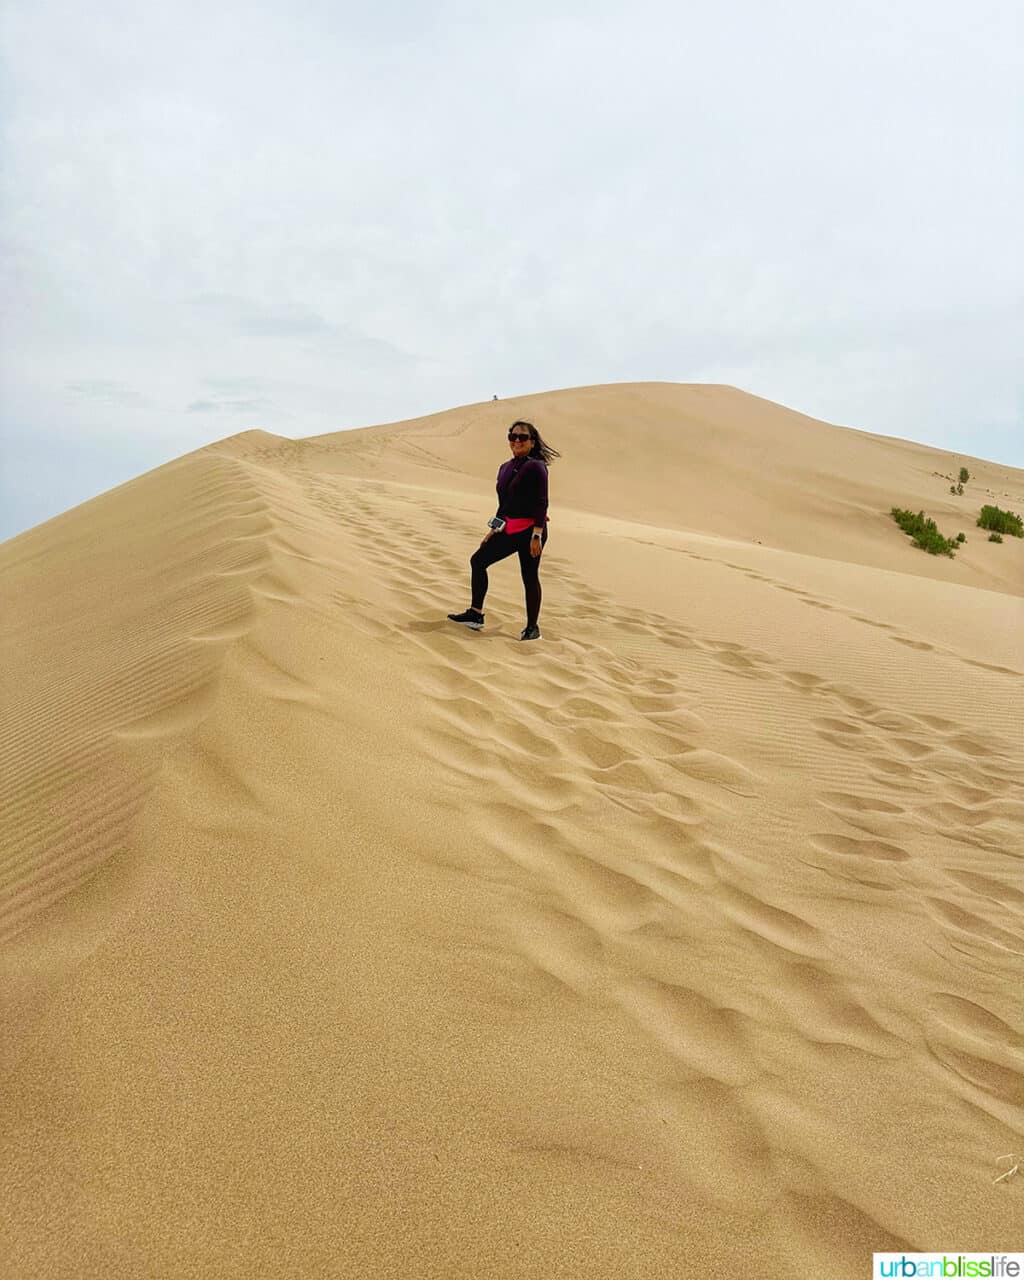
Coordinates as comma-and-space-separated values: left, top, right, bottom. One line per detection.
989, 532, 1003, 543
956, 532, 966, 543
891, 507, 958, 557
977, 505, 1023, 537
958, 467, 970, 484
949, 484, 957, 494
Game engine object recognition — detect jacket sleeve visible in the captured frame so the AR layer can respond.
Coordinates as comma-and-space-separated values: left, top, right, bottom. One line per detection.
529, 461, 548, 526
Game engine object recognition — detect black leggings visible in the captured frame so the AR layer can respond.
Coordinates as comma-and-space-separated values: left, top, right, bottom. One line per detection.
470, 526, 548, 626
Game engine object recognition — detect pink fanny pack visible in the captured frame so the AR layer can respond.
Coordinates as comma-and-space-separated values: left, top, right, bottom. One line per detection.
502, 517, 535, 535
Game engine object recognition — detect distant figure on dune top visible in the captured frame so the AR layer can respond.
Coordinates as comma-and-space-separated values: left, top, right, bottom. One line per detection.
448, 420, 561, 642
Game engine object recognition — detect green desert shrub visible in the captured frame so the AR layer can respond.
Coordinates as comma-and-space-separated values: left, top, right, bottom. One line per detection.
977, 505, 1023, 537
956, 532, 966, 543
890, 508, 958, 557
989, 532, 1003, 543
958, 467, 970, 484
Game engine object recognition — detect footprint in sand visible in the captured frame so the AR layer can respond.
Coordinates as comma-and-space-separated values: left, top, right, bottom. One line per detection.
926, 1040, 1023, 1105
944, 734, 998, 760
813, 717, 864, 737
923, 897, 1024, 953
851, 616, 896, 631
927, 993, 1022, 1049
946, 870, 1024, 909
915, 713, 959, 731
782, 671, 829, 692
890, 737, 934, 760
866, 756, 917, 786
717, 883, 822, 959
711, 650, 766, 678
818, 791, 904, 816
947, 783, 995, 805
809, 833, 911, 862
864, 711, 914, 732
916, 801, 995, 829
833, 693, 876, 714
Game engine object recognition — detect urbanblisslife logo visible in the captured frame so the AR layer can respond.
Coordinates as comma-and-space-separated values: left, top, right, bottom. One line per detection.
873, 1257, 1023, 1278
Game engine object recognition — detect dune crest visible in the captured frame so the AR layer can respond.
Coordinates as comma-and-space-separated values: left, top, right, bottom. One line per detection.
2, 384, 1022, 1277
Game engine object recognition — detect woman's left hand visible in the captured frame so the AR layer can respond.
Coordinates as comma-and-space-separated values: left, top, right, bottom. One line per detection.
530, 534, 543, 558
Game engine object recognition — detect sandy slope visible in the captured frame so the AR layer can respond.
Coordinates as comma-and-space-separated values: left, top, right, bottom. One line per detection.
1, 383, 1022, 1278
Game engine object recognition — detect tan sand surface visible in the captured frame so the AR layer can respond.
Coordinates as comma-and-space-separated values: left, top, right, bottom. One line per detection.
1, 383, 1022, 1277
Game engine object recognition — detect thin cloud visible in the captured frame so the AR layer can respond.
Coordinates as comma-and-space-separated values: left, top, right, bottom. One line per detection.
66, 379, 151, 407
188, 294, 333, 337
186, 397, 274, 414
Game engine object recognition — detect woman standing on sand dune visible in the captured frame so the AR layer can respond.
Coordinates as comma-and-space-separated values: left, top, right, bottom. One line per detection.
448, 420, 560, 641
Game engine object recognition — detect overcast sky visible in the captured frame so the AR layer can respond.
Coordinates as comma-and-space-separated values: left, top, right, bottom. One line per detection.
2, 0, 1021, 539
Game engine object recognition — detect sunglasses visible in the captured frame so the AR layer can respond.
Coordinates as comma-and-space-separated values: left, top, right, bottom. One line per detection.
508, 432, 531, 442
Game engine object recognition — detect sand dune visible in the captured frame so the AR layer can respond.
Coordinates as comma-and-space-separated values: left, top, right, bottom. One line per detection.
1, 383, 1021, 1277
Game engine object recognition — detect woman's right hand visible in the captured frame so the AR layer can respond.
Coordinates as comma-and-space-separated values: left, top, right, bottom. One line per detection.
480, 529, 495, 544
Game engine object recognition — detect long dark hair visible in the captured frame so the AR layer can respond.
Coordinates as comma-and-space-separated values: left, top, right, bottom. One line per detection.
510, 420, 561, 466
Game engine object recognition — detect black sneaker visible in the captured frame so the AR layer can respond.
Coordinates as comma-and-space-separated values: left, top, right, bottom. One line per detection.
519, 624, 542, 641
448, 609, 484, 630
